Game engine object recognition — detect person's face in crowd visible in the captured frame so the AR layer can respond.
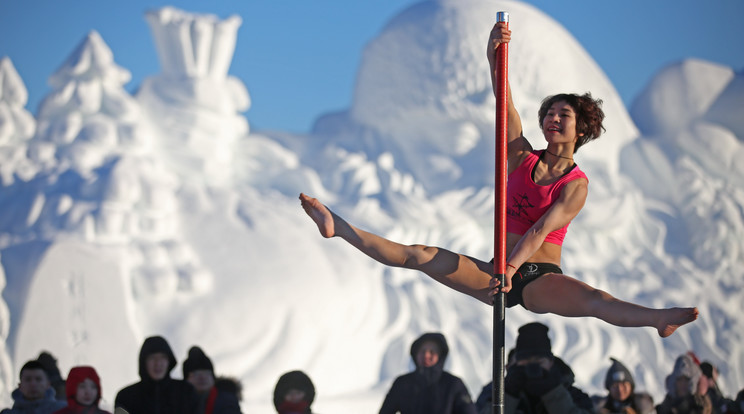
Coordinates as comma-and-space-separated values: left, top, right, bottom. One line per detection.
19, 368, 50, 401
515, 355, 553, 371
609, 380, 633, 402
697, 374, 709, 396
146, 352, 170, 381
675, 376, 692, 397
75, 378, 98, 406
187, 369, 215, 393
415, 341, 440, 368
284, 388, 306, 403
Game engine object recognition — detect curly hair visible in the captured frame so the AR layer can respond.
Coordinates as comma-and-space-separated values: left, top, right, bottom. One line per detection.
538, 92, 605, 153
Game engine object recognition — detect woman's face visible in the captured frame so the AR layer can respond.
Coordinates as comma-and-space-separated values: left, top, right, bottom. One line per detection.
609, 381, 633, 402
76, 378, 98, 406
542, 101, 581, 145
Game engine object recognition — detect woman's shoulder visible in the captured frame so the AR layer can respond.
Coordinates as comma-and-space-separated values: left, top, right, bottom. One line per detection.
508, 149, 540, 174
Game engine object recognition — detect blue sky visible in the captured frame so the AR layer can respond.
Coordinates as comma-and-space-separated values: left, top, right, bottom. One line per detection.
1, 0, 743, 133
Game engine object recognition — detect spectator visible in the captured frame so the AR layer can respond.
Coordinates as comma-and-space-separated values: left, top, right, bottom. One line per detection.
474, 348, 516, 414
214, 377, 242, 404
592, 357, 655, 414
36, 352, 66, 401
379, 332, 476, 414
52, 366, 112, 414
501, 322, 594, 414
700, 362, 737, 413
734, 389, 743, 414
1, 360, 67, 414
114, 335, 199, 414
273, 371, 316, 414
656, 353, 712, 414
182, 346, 242, 414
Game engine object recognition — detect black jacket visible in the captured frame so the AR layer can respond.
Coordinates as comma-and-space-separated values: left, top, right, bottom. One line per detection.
379, 333, 476, 414
115, 336, 199, 414
476, 358, 594, 414
196, 387, 241, 414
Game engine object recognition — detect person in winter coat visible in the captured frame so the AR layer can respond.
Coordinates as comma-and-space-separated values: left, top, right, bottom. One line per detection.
52, 366, 111, 414
379, 332, 476, 414
273, 371, 316, 414
36, 352, 66, 402
1, 360, 67, 414
735, 389, 744, 414
474, 349, 516, 414
114, 335, 199, 414
182, 346, 242, 414
656, 353, 712, 414
592, 358, 656, 414
699, 361, 737, 414
499, 322, 594, 414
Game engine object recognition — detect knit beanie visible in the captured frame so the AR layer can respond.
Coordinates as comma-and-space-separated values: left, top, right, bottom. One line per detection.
700, 362, 714, 379
515, 322, 553, 360
273, 370, 315, 411
665, 353, 701, 398
36, 351, 64, 384
182, 346, 214, 378
605, 358, 635, 391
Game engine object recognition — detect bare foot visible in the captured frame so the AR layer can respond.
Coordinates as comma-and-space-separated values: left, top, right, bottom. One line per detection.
657, 307, 699, 338
299, 193, 335, 238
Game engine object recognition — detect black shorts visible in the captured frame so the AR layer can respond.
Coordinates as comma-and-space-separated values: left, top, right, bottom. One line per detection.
505, 262, 562, 308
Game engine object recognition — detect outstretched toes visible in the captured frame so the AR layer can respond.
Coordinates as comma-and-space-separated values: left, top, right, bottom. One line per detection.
658, 307, 699, 338
299, 193, 336, 238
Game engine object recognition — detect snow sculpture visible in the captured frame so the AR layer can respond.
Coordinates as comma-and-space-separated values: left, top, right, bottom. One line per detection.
138, 7, 250, 184
0, 57, 36, 184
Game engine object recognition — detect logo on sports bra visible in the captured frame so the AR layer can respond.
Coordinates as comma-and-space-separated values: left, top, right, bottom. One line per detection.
508, 193, 533, 218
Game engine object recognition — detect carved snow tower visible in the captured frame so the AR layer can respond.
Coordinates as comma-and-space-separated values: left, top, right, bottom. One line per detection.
138, 7, 250, 184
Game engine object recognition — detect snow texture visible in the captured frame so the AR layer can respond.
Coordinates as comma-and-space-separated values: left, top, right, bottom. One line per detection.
0, 0, 742, 411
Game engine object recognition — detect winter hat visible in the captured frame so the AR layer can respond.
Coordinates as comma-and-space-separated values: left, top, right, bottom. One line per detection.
700, 361, 715, 379
273, 370, 315, 411
65, 366, 102, 406
665, 353, 702, 398
515, 322, 553, 360
604, 358, 635, 391
36, 351, 64, 383
182, 346, 214, 379
410, 332, 450, 367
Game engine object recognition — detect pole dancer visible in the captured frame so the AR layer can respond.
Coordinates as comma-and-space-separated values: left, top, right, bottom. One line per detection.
492, 11, 509, 414
298, 24, 698, 338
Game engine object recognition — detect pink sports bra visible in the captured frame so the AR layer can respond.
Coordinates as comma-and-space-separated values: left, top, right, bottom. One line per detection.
506, 150, 587, 245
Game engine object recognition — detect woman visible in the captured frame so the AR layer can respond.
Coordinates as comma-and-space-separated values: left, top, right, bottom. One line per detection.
52, 366, 112, 414
299, 23, 697, 337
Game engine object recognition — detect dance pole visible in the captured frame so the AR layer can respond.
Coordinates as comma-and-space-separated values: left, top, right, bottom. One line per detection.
492, 10, 509, 414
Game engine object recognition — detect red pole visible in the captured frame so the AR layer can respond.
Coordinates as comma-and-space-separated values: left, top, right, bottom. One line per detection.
492, 10, 509, 414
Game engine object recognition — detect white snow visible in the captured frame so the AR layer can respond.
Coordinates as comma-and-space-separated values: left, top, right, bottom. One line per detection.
0, 0, 742, 412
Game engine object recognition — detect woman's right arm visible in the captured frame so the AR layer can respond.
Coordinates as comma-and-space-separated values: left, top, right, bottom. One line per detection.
487, 22, 532, 172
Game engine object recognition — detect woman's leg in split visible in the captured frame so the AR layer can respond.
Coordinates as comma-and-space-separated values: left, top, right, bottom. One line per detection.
299, 193, 493, 303
522, 273, 698, 337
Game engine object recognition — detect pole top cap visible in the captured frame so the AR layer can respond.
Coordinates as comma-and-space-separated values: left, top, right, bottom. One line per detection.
497, 11, 509, 23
